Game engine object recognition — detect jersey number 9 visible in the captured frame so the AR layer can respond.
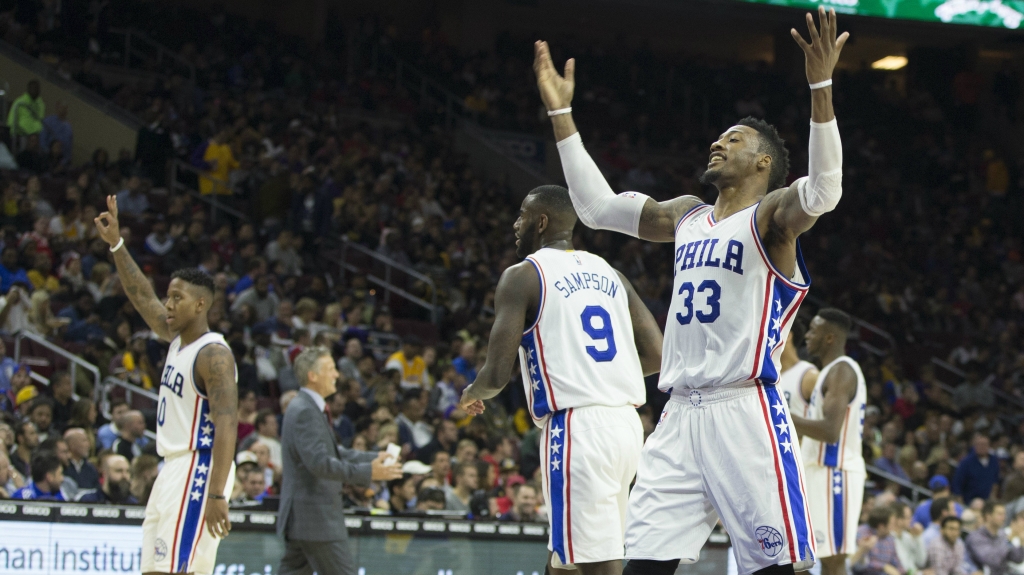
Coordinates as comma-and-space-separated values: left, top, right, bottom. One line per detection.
581, 305, 617, 362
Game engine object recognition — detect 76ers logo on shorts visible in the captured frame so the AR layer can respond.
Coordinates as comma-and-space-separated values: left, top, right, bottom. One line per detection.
755, 526, 784, 557
154, 538, 168, 561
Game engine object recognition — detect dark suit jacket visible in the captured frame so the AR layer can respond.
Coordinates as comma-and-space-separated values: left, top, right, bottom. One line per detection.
277, 389, 377, 542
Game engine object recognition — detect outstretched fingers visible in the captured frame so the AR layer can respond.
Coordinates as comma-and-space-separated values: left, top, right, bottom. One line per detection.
836, 31, 850, 52
790, 28, 811, 52
805, 12, 819, 44
563, 57, 575, 85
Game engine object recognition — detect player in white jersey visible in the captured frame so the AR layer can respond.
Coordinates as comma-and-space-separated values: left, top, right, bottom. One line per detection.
792, 309, 866, 575
535, 8, 849, 575
95, 196, 238, 575
778, 320, 819, 418
460, 185, 663, 575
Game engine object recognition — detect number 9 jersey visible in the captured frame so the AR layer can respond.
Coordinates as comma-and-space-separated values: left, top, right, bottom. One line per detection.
661, 203, 810, 393
519, 248, 646, 426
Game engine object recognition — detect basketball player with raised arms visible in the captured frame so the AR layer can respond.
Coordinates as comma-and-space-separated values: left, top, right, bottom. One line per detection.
791, 309, 866, 575
534, 7, 848, 575
95, 195, 238, 575
778, 320, 818, 418
458, 185, 664, 575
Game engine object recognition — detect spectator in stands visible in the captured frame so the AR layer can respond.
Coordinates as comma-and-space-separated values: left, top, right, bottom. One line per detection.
1003, 452, 1024, 499
0, 248, 31, 293
144, 217, 175, 257
924, 497, 958, 547
229, 257, 265, 297
254, 408, 282, 469
385, 336, 429, 390
37, 435, 77, 497
237, 388, 258, 441
851, 506, 903, 575
337, 338, 363, 382
454, 438, 478, 466
0, 340, 17, 395
953, 364, 995, 411
429, 451, 451, 487
231, 466, 267, 505
12, 452, 67, 501
927, 517, 975, 575
75, 454, 136, 504
249, 441, 279, 490
97, 399, 128, 449
63, 427, 98, 490
231, 274, 279, 323
16, 134, 48, 173
0, 447, 24, 498
966, 502, 1024, 575
396, 388, 433, 454
388, 473, 419, 513
916, 477, 964, 528
418, 419, 458, 466
954, 433, 1001, 503
265, 230, 303, 277
111, 410, 146, 462
7, 79, 44, 139
199, 128, 238, 196
328, 390, 354, 447
40, 101, 72, 167
27, 398, 55, 442
49, 370, 74, 430
115, 175, 149, 216
28, 289, 68, 337
893, 502, 928, 573
498, 483, 539, 522
452, 339, 477, 384
57, 290, 95, 324
445, 461, 479, 513
10, 420, 37, 478
129, 454, 159, 505
415, 485, 447, 511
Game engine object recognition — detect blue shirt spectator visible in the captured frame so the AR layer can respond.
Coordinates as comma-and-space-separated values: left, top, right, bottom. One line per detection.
874, 442, 909, 481
0, 247, 31, 293
39, 102, 72, 167
914, 477, 964, 527
115, 176, 149, 216
14, 453, 68, 501
954, 435, 1002, 504
452, 340, 478, 384
12, 480, 68, 501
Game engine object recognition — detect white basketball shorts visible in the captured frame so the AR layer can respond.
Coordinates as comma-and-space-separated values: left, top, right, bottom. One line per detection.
625, 384, 816, 575
804, 465, 865, 558
141, 450, 235, 575
540, 404, 643, 569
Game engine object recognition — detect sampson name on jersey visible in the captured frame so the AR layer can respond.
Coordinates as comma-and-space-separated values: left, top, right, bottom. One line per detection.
553, 267, 620, 300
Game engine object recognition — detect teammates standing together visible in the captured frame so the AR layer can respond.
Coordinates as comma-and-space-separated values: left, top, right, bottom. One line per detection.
462, 6, 865, 575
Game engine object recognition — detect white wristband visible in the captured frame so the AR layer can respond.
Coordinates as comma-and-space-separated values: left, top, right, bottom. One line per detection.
809, 79, 833, 90
547, 107, 572, 117
110, 237, 124, 253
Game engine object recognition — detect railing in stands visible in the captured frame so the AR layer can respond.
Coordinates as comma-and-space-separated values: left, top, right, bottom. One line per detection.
13, 330, 100, 403
108, 28, 195, 83
336, 236, 441, 324
168, 159, 248, 224
929, 357, 1024, 410
865, 463, 932, 504
101, 376, 158, 441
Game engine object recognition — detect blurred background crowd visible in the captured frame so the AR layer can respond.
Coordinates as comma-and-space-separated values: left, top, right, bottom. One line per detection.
0, 3, 1022, 571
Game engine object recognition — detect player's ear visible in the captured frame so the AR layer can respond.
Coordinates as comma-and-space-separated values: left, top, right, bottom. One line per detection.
536, 213, 548, 235
758, 153, 773, 172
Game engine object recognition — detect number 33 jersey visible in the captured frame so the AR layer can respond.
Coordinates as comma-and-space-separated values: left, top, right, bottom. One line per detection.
519, 248, 646, 426
660, 203, 810, 393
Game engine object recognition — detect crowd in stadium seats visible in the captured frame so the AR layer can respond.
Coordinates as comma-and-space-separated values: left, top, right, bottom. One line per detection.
0, 9, 1023, 572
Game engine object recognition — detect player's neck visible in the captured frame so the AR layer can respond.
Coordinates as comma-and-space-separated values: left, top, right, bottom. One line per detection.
819, 346, 845, 367
178, 320, 211, 347
539, 234, 573, 251
713, 183, 765, 220
780, 347, 798, 372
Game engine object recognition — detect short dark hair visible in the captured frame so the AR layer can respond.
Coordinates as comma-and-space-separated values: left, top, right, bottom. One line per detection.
400, 388, 423, 407
109, 399, 129, 412
38, 437, 63, 453
527, 185, 577, 222
867, 507, 894, 530
940, 516, 962, 529
255, 408, 275, 430
15, 420, 36, 443
736, 116, 790, 191
418, 485, 446, 506
817, 307, 852, 334
930, 497, 952, 522
453, 461, 476, 481
28, 397, 53, 415
31, 452, 62, 484
981, 501, 1003, 519
170, 267, 215, 296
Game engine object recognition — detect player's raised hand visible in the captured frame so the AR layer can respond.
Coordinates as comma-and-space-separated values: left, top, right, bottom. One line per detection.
791, 7, 849, 85
94, 195, 122, 247
533, 41, 575, 112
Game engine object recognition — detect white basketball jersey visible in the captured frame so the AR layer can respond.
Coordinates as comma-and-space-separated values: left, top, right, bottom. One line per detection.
519, 249, 645, 426
660, 203, 810, 393
779, 360, 815, 417
801, 356, 866, 472
156, 332, 235, 458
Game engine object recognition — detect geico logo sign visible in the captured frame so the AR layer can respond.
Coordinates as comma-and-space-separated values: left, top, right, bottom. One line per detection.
92, 508, 120, 519
0, 503, 17, 514
22, 506, 51, 516
344, 518, 362, 529
61, 506, 89, 517
125, 508, 146, 520
248, 513, 276, 525
369, 520, 394, 531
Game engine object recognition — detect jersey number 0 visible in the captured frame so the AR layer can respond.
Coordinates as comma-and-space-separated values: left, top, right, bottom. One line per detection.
581, 305, 617, 362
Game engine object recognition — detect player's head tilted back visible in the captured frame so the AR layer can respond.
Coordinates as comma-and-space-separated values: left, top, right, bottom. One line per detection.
698, 116, 790, 196
514, 185, 577, 259
165, 268, 216, 332
804, 307, 852, 361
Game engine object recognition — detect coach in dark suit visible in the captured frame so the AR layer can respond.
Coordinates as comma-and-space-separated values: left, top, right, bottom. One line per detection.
278, 346, 403, 575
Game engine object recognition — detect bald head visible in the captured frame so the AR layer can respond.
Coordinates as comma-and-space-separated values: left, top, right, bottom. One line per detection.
121, 410, 146, 439
63, 427, 90, 460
